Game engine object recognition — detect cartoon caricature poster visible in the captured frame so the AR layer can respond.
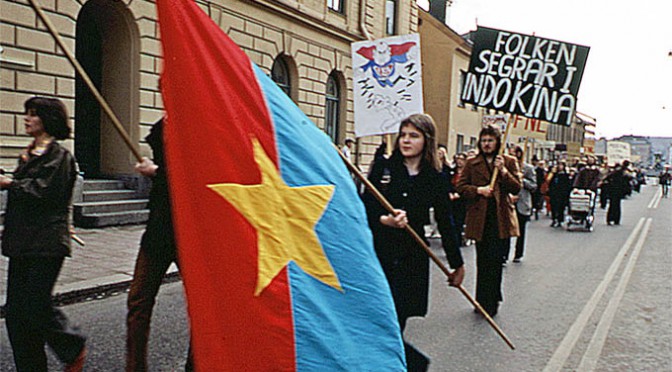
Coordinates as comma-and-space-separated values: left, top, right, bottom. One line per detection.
351, 34, 423, 137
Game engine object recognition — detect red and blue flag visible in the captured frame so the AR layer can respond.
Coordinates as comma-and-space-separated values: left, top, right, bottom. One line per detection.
155, 0, 405, 370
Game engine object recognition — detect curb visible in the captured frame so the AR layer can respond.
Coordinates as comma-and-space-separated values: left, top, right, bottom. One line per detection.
0, 271, 181, 319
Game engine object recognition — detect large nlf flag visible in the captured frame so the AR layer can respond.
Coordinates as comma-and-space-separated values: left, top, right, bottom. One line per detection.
156, 0, 405, 370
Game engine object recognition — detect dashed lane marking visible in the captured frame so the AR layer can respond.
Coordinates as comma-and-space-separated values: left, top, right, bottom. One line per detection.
576, 218, 652, 371
542, 218, 646, 372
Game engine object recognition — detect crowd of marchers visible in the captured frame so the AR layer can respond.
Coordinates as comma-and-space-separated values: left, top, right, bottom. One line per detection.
4, 95, 668, 372
353, 117, 670, 370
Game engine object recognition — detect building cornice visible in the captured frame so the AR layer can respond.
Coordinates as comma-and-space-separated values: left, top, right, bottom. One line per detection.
238, 0, 367, 43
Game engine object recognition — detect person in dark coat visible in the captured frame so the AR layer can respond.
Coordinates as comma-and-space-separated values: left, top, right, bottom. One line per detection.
1, 97, 87, 372
548, 162, 571, 227
363, 114, 464, 372
126, 117, 193, 371
457, 124, 522, 317
604, 162, 630, 225
532, 159, 546, 220
660, 167, 671, 198
573, 155, 601, 192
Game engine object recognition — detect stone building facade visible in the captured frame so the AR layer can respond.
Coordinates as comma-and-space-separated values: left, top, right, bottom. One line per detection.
1, 0, 420, 178
418, 9, 482, 158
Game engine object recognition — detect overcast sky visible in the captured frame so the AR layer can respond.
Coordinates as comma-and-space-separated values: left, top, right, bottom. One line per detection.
418, 0, 672, 139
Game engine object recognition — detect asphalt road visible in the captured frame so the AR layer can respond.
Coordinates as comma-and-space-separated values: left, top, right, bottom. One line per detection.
0, 284, 191, 371
1, 184, 669, 371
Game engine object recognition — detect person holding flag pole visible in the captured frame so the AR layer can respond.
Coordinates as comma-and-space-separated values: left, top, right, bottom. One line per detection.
337, 127, 517, 351
457, 123, 521, 317
362, 113, 466, 370
24, 1, 194, 370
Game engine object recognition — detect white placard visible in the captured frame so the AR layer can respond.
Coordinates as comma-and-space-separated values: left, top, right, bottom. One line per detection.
351, 34, 423, 138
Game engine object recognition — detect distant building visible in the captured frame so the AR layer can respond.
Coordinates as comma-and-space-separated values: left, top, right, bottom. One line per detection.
576, 112, 596, 156
611, 135, 652, 167
646, 137, 672, 166
545, 112, 591, 163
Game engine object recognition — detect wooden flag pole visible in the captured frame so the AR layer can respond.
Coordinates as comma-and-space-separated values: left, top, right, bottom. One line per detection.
488, 115, 515, 189
72, 233, 86, 247
333, 144, 516, 350
27, 0, 143, 162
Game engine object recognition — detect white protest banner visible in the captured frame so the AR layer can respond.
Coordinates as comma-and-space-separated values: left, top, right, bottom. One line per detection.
462, 27, 590, 126
352, 34, 423, 137
482, 114, 508, 132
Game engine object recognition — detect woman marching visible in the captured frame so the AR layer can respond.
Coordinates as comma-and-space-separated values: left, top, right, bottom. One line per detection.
362, 114, 465, 371
548, 162, 571, 227
1, 97, 87, 372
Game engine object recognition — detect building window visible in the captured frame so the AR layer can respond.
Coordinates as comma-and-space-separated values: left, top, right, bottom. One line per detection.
385, 0, 397, 35
456, 134, 464, 153
470, 136, 477, 150
458, 70, 466, 108
328, 0, 344, 13
271, 57, 291, 97
325, 72, 341, 143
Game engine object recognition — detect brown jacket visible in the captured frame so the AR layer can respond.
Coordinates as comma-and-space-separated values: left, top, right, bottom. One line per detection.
457, 153, 522, 241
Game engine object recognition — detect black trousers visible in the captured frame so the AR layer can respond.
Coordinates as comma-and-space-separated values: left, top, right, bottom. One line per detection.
475, 237, 505, 311
398, 316, 429, 372
5, 256, 86, 372
607, 197, 622, 224
551, 199, 567, 223
514, 212, 530, 259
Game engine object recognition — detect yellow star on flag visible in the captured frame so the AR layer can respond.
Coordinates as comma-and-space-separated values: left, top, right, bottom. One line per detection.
207, 138, 341, 296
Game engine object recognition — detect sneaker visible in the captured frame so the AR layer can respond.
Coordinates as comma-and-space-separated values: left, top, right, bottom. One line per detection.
64, 347, 86, 372
513, 257, 522, 263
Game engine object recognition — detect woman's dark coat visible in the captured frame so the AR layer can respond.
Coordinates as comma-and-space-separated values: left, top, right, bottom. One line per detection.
2, 141, 77, 257
548, 171, 571, 209
604, 168, 630, 200
363, 154, 463, 319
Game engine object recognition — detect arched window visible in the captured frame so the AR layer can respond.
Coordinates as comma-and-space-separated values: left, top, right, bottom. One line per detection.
324, 73, 340, 143
271, 57, 291, 97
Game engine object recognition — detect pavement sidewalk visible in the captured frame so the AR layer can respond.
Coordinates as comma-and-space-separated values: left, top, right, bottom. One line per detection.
0, 224, 178, 307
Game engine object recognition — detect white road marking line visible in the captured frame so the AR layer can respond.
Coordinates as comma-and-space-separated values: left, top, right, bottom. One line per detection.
653, 192, 662, 209
542, 218, 646, 372
576, 218, 653, 372
647, 191, 661, 209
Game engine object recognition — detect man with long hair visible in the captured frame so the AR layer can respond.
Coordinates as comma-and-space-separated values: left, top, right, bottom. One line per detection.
457, 124, 521, 316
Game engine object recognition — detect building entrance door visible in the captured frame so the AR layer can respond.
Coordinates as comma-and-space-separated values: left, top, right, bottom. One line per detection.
75, 0, 139, 178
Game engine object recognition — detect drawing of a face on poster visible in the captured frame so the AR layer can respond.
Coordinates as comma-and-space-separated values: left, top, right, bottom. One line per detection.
352, 34, 423, 137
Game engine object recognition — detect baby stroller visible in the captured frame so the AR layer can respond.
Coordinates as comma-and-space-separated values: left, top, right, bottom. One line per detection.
565, 189, 595, 232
